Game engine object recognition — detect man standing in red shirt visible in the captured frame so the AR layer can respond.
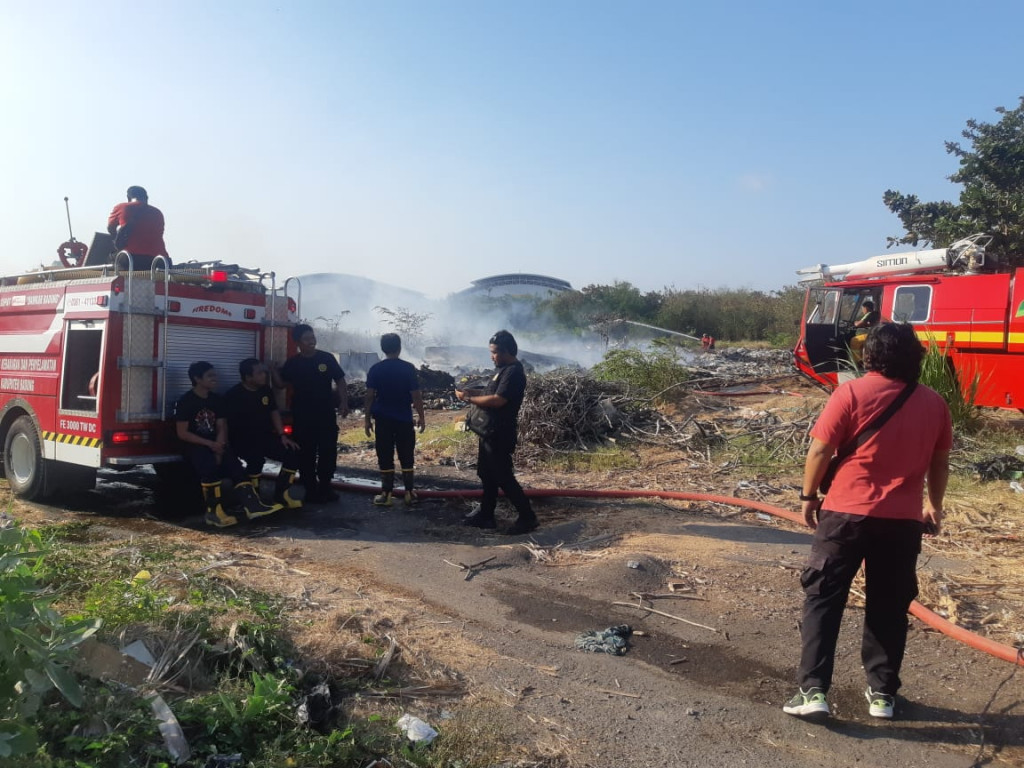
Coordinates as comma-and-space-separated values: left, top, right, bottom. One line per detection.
107, 186, 168, 270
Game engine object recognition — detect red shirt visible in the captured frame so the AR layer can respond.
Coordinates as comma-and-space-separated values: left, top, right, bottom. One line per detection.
811, 372, 952, 520
108, 201, 168, 257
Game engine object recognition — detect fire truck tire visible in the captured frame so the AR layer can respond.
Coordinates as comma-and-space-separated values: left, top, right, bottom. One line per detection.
4, 416, 47, 500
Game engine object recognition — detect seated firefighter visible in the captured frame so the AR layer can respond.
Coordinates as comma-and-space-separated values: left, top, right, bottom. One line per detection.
849, 300, 881, 363
224, 358, 304, 510
173, 361, 282, 527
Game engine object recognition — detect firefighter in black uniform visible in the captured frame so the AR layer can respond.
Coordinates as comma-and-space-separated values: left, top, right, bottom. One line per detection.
455, 330, 538, 535
225, 358, 304, 510
173, 361, 281, 527
275, 324, 349, 503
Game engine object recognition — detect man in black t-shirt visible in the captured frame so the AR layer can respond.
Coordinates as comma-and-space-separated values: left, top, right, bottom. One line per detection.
173, 361, 282, 527
364, 334, 425, 506
276, 324, 349, 503
225, 358, 304, 510
455, 330, 537, 535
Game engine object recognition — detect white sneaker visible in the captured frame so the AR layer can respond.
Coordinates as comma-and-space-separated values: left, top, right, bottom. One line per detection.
865, 688, 894, 719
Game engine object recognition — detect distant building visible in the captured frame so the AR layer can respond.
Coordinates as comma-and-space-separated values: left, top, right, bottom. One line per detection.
457, 273, 573, 299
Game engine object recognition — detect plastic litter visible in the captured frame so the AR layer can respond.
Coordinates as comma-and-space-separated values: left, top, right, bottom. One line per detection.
1010, 481, 1023, 494
574, 624, 633, 655
149, 695, 191, 764
296, 682, 334, 728
626, 560, 642, 569
396, 714, 438, 744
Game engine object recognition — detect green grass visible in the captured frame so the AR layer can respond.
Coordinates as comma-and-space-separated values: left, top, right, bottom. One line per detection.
3, 519, 516, 768
540, 444, 641, 473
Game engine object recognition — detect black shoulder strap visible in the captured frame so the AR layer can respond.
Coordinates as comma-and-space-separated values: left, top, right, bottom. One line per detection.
833, 382, 918, 463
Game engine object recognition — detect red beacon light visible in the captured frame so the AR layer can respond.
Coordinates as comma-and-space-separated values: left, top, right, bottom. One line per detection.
210, 270, 228, 283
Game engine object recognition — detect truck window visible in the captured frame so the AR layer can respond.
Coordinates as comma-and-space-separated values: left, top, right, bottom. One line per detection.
892, 286, 932, 323
60, 323, 104, 413
807, 290, 840, 325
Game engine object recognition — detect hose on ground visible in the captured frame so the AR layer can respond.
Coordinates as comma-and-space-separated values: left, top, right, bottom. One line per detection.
333, 480, 1024, 667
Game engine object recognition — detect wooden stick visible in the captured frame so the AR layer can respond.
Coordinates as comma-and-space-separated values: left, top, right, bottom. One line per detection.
612, 601, 719, 633
443, 556, 497, 580
591, 688, 642, 699
629, 591, 707, 602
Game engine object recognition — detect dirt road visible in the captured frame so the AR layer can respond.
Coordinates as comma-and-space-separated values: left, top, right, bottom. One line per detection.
22, 461, 1024, 768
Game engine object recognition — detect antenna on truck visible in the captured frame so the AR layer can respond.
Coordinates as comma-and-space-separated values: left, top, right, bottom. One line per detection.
57, 196, 89, 268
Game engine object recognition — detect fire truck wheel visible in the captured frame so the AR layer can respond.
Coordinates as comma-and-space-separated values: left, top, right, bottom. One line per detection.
4, 416, 47, 500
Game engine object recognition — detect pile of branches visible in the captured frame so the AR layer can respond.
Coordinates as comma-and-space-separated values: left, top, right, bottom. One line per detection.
417, 365, 455, 394
516, 370, 685, 458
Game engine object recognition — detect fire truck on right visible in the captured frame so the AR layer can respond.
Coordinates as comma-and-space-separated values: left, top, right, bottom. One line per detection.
792, 234, 1024, 411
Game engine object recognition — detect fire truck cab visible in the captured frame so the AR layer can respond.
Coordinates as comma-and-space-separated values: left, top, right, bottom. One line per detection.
0, 251, 299, 500
793, 235, 1024, 411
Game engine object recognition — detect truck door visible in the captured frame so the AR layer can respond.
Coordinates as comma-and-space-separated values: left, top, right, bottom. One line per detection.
802, 288, 842, 374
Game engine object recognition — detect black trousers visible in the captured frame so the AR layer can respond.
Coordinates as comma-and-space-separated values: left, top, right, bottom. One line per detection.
234, 435, 300, 476
797, 510, 922, 695
477, 432, 533, 519
292, 414, 339, 490
373, 416, 416, 489
185, 445, 246, 485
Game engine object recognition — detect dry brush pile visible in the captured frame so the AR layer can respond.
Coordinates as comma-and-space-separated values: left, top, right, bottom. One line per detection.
514, 369, 705, 461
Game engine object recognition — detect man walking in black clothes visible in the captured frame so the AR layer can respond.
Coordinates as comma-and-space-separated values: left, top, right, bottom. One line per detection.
364, 334, 425, 506
276, 324, 348, 503
173, 361, 281, 527
225, 358, 304, 510
455, 330, 537, 535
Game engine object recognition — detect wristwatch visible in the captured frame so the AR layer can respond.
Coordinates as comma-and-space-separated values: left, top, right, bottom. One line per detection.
799, 492, 819, 502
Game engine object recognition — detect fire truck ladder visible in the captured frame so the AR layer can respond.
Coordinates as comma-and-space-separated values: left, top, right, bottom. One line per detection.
114, 251, 171, 422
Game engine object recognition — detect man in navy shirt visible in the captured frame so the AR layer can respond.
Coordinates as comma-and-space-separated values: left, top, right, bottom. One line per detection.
364, 334, 425, 506
277, 324, 348, 503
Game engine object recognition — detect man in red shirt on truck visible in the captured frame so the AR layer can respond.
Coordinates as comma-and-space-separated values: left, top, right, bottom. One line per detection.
107, 185, 168, 270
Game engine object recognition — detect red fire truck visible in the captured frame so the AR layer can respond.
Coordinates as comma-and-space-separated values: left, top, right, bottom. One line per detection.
793, 234, 1024, 411
0, 250, 299, 500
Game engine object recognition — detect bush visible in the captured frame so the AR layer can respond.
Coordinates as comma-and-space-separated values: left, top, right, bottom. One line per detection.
0, 520, 100, 758
919, 343, 980, 432
592, 345, 690, 397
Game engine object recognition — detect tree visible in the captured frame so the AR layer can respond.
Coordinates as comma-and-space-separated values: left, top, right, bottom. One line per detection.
311, 310, 351, 351
373, 306, 432, 345
884, 97, 1024, 265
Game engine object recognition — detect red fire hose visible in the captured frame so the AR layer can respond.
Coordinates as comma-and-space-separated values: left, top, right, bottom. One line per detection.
332, 480, 1024, 667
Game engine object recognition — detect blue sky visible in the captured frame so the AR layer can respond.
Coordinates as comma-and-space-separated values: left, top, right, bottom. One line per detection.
2, 1, 1022, 298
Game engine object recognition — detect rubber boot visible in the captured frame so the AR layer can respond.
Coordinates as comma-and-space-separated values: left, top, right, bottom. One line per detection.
203, 482, 238, 528
401, 467, 417, 506
247, 474, 263, 497
236, 480, 283, 520
374, 469, 394, 506
273, 468, 304, 509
